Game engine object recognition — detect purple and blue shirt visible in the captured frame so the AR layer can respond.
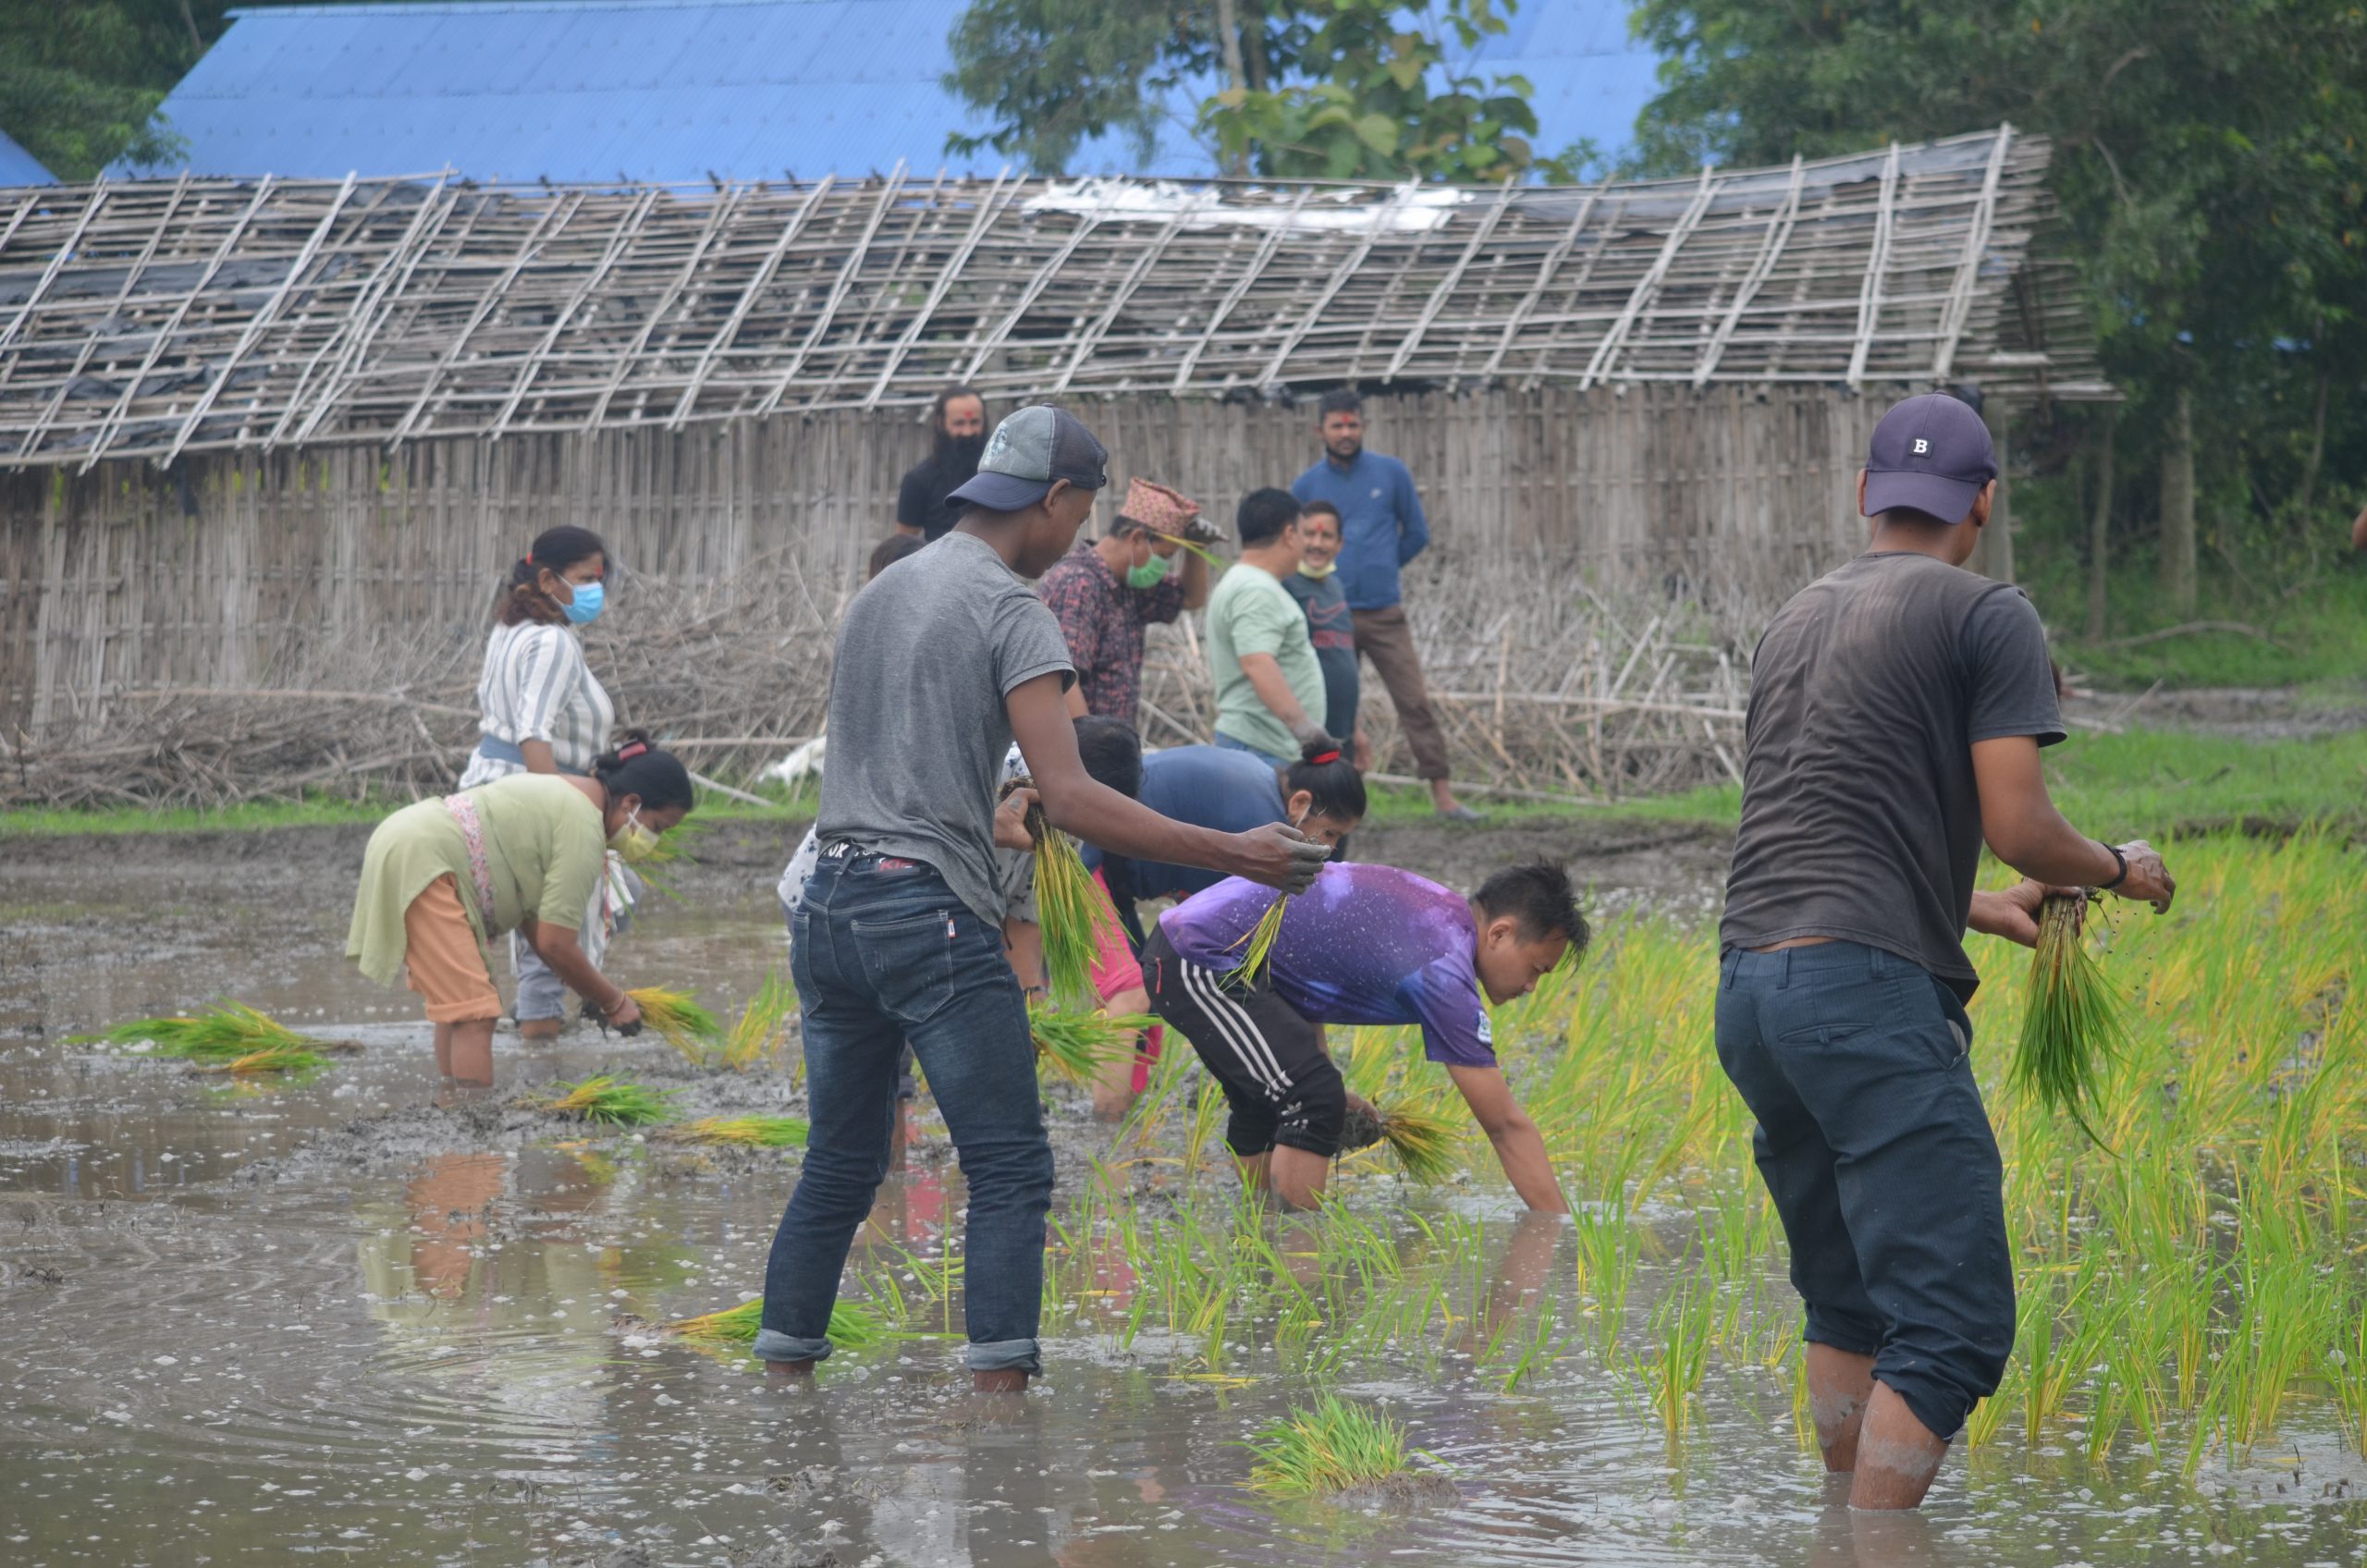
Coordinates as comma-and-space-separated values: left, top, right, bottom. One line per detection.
1158, 862, 1497, 1068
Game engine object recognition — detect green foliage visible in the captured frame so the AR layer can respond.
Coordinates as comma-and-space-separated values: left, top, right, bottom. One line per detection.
948, 0, 1553, 181
0, 1, 240, 178
1627, 0, 2367, 592
946, 2, 1316, 172
1200, 0, 1541, 181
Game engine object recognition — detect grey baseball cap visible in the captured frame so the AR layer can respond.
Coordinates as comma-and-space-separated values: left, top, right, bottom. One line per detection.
1863, 392, 1997, 522
946, 405, 1110, 514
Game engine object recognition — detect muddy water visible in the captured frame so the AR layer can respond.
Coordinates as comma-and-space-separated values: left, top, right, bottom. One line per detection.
5, 819, 2362, 1565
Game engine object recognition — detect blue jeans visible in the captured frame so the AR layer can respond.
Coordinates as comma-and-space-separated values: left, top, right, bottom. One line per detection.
1714, 940, 2013, 1440
1214, 730, 1295, 769
759, 851, 1052, 1372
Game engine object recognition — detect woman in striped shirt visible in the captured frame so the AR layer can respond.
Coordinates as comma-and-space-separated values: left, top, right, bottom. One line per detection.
460, 525, 625, 1038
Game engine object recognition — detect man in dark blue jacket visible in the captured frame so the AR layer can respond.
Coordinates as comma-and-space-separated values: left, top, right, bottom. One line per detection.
1290, 388, 1476, 820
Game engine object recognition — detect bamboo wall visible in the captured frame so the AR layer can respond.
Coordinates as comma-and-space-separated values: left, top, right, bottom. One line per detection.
2, 385, 1893, 741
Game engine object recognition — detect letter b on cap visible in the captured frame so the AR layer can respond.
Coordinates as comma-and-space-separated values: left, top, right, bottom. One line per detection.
1913, 438, 1930, 455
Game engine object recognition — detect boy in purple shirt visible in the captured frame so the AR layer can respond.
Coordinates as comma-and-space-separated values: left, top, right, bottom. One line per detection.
1143, 860, 1584, 1212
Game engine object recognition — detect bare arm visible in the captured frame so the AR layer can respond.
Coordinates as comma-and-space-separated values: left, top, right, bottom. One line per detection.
521, 738, 559, 776
1237, 652, 1318, 737
1062, 682, 1090, 719
1177, 545, 1211, 611
2351, 505, 2367, 552
1007, 672, 1329, 890
1971, 736, 2176, 911
1002, 916, 1046, 993
1446, 1063, 1568, 1214
521, 921, 641, 1027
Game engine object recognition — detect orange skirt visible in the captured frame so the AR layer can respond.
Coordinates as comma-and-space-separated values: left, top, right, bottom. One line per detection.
402, 874, 503, 1023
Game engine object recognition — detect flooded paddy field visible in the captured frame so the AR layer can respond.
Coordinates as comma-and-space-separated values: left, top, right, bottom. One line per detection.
4, 815, 2364, 1566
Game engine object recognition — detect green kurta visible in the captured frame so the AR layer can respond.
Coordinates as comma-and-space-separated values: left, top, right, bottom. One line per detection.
346, 773, 608, 985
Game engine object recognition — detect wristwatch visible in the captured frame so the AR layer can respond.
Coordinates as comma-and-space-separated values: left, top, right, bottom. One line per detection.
2097, 841, 2128, 890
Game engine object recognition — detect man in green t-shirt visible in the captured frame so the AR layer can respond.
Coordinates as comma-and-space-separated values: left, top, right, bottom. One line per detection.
1206, 487, 1331, 766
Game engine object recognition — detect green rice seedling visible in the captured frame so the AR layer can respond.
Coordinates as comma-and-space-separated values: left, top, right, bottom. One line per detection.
623, 986, 725, 1061
87, 1000, 326, 1064
1012, 787, 1115, 1005
1148, 530, 1226, 571
1221, 893, 1288, 989
660, 1297, 889, 1350
662, 1115, 809, 1148
1643, 1285, 1717, 1435
1245, 1394, 1420, 1498
711, 971, 795, 1070
2012, 894, 2127, 1142
538, 1074, 679, 1127
1028, 1001, 1152, 1085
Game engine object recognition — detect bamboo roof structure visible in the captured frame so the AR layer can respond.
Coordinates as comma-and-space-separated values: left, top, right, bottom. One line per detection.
0, 124, 2103, 471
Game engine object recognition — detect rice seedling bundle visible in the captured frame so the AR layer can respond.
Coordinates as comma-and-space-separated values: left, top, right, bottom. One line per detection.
2012, 893, 2128, 1142
1013, 786, 1115, 1005
623, 986, 724, 1061
661, 1297, 889, 1351
537, 1074, 679, 1127
1028, 1002, 1153, 1085
663, 1115, 809, 1148
86, 1000, 325, 1065
1370, 1101, 1460, 1183
1245, 1394, 1417, 1497
713, 971, 796, 1070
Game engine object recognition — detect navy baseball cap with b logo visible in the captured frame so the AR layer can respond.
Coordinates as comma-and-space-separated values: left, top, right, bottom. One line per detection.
1862, 392, 1997, 523
947, 404, 1110, 514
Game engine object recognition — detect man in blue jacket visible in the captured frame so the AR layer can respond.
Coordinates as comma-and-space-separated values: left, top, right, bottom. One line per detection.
1290, 388, 1477, 820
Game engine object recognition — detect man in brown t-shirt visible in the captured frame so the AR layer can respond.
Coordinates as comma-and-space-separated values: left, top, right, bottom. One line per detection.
1717, 393, 2180, 1510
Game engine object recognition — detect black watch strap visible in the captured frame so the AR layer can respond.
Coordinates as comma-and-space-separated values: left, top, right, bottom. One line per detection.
2098, 840, 2128, 890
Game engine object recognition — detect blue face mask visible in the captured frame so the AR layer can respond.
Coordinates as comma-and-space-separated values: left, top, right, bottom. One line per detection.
562, 580, 605, 626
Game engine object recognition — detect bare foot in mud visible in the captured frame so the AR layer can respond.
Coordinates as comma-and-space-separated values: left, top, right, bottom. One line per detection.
764, 1358, 817, 1382
519, 1018, 563, 1042
971, 1369, 1029, 1394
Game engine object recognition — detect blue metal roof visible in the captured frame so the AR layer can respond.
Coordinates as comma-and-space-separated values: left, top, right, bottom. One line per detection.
115, 0, 1662, 183
0, 126, 55, 186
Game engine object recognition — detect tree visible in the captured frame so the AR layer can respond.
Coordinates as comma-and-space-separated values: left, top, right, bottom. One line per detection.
0, 2, 248, 179
946, 2, 1315, 173
1628, 0, 2367, 616
946, 0, 1554, 181
1200, 0, 1542, 181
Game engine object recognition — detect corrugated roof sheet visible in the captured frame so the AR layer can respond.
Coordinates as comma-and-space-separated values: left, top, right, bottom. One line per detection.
116, 0, 1662, 182
0, 128, 54, 187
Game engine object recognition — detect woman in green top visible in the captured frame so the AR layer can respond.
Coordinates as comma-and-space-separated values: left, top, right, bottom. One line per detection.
348, 732, 694, 1087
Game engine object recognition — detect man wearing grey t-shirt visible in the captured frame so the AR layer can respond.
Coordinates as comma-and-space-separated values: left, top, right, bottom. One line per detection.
759, 405, 1330, 1394
1717, 394, 2180, 1510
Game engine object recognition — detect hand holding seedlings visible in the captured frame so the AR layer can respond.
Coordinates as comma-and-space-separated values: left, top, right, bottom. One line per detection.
1968, 877, 2087, 949
1226, 821, 1331, 894
993, 788, 1039, 851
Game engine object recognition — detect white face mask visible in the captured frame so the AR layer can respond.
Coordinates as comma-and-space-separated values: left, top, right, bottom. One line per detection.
1296, 559, 1336, 580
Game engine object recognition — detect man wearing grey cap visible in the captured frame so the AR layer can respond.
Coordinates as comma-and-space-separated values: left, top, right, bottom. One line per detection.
759, 404, 1331, 1394
1714, 393, 2180, 1509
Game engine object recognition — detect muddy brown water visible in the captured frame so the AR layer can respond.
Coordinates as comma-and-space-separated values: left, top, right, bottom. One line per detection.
5, 816, 2361, 1565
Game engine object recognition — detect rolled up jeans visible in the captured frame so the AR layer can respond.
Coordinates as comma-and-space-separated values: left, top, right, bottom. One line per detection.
1713, 939, 2013, 1439
759, 850, 1053, 1372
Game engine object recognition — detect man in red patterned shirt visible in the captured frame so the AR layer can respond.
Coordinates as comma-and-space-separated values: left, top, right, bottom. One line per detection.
1039, 477, 1216, 728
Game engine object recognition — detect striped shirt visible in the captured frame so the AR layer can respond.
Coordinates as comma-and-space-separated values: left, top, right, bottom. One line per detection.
459, 621, 615, 787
